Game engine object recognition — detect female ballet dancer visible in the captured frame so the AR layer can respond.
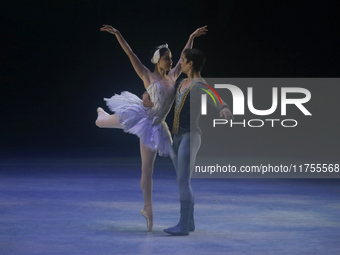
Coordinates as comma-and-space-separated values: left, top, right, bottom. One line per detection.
95, 24, 207, 231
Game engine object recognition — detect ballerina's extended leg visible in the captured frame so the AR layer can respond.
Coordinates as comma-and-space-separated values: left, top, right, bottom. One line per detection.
95, 107, 124, 129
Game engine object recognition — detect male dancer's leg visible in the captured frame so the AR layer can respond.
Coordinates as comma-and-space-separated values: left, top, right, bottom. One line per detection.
176, 132, 201, 201
164, 131, 201, 235
171, 134, 181, 172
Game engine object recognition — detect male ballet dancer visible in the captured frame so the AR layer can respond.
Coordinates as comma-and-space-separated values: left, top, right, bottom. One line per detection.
144, 48, 233, 235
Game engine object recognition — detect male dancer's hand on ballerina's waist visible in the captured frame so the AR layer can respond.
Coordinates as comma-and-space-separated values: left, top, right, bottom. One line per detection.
143, 92, 234, 121
142, 92, 154, 108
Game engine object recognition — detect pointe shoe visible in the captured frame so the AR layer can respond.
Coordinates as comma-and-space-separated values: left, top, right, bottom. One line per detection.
97, 107, 109, 115
141, 208, 153, 232
95, 107, 109, 127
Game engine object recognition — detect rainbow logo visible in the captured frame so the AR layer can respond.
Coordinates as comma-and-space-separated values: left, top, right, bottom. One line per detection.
199, 83, 223, 106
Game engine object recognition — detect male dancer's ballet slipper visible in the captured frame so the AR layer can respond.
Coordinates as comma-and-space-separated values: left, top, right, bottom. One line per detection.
141, 208, 153, 232
164, 200, 193, 236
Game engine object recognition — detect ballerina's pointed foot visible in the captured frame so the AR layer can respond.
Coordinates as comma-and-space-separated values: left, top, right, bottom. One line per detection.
95, 107, 109, 127
141, 207, 153, 232
97, 107, 109, 116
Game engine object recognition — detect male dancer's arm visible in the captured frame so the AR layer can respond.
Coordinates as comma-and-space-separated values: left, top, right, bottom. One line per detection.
141, 82, 233, 120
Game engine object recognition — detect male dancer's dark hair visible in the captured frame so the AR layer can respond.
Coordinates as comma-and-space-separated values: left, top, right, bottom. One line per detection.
183, 48, 206, 72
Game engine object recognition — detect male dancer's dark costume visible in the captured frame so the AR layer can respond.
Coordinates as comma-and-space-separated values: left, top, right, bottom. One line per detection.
164, 78, 229, 235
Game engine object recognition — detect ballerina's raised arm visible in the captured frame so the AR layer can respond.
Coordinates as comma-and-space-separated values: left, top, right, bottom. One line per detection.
100, 25, 153, 88
168, 25, 208, 81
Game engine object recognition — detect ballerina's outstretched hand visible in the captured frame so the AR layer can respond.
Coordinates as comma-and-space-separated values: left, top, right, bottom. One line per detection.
99, 24, 152, 87
190, 25, 208, 39
100, 24, 119, 35
169, 25, 208, 80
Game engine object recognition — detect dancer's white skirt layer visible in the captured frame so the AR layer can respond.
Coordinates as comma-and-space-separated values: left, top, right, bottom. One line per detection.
104, 91, 173, 157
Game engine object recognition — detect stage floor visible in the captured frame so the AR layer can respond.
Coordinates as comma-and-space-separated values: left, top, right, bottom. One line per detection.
1, 154, 340, 255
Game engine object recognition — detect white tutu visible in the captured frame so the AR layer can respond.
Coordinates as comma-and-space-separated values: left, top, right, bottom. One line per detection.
104, 82, 175, 157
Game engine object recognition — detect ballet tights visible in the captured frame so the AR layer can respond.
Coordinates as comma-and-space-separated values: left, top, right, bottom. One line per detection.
139, 141, 157, 210
95, 108, 124, 129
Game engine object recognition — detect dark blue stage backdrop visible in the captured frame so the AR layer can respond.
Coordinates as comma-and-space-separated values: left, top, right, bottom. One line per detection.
1, 0, 338, 158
